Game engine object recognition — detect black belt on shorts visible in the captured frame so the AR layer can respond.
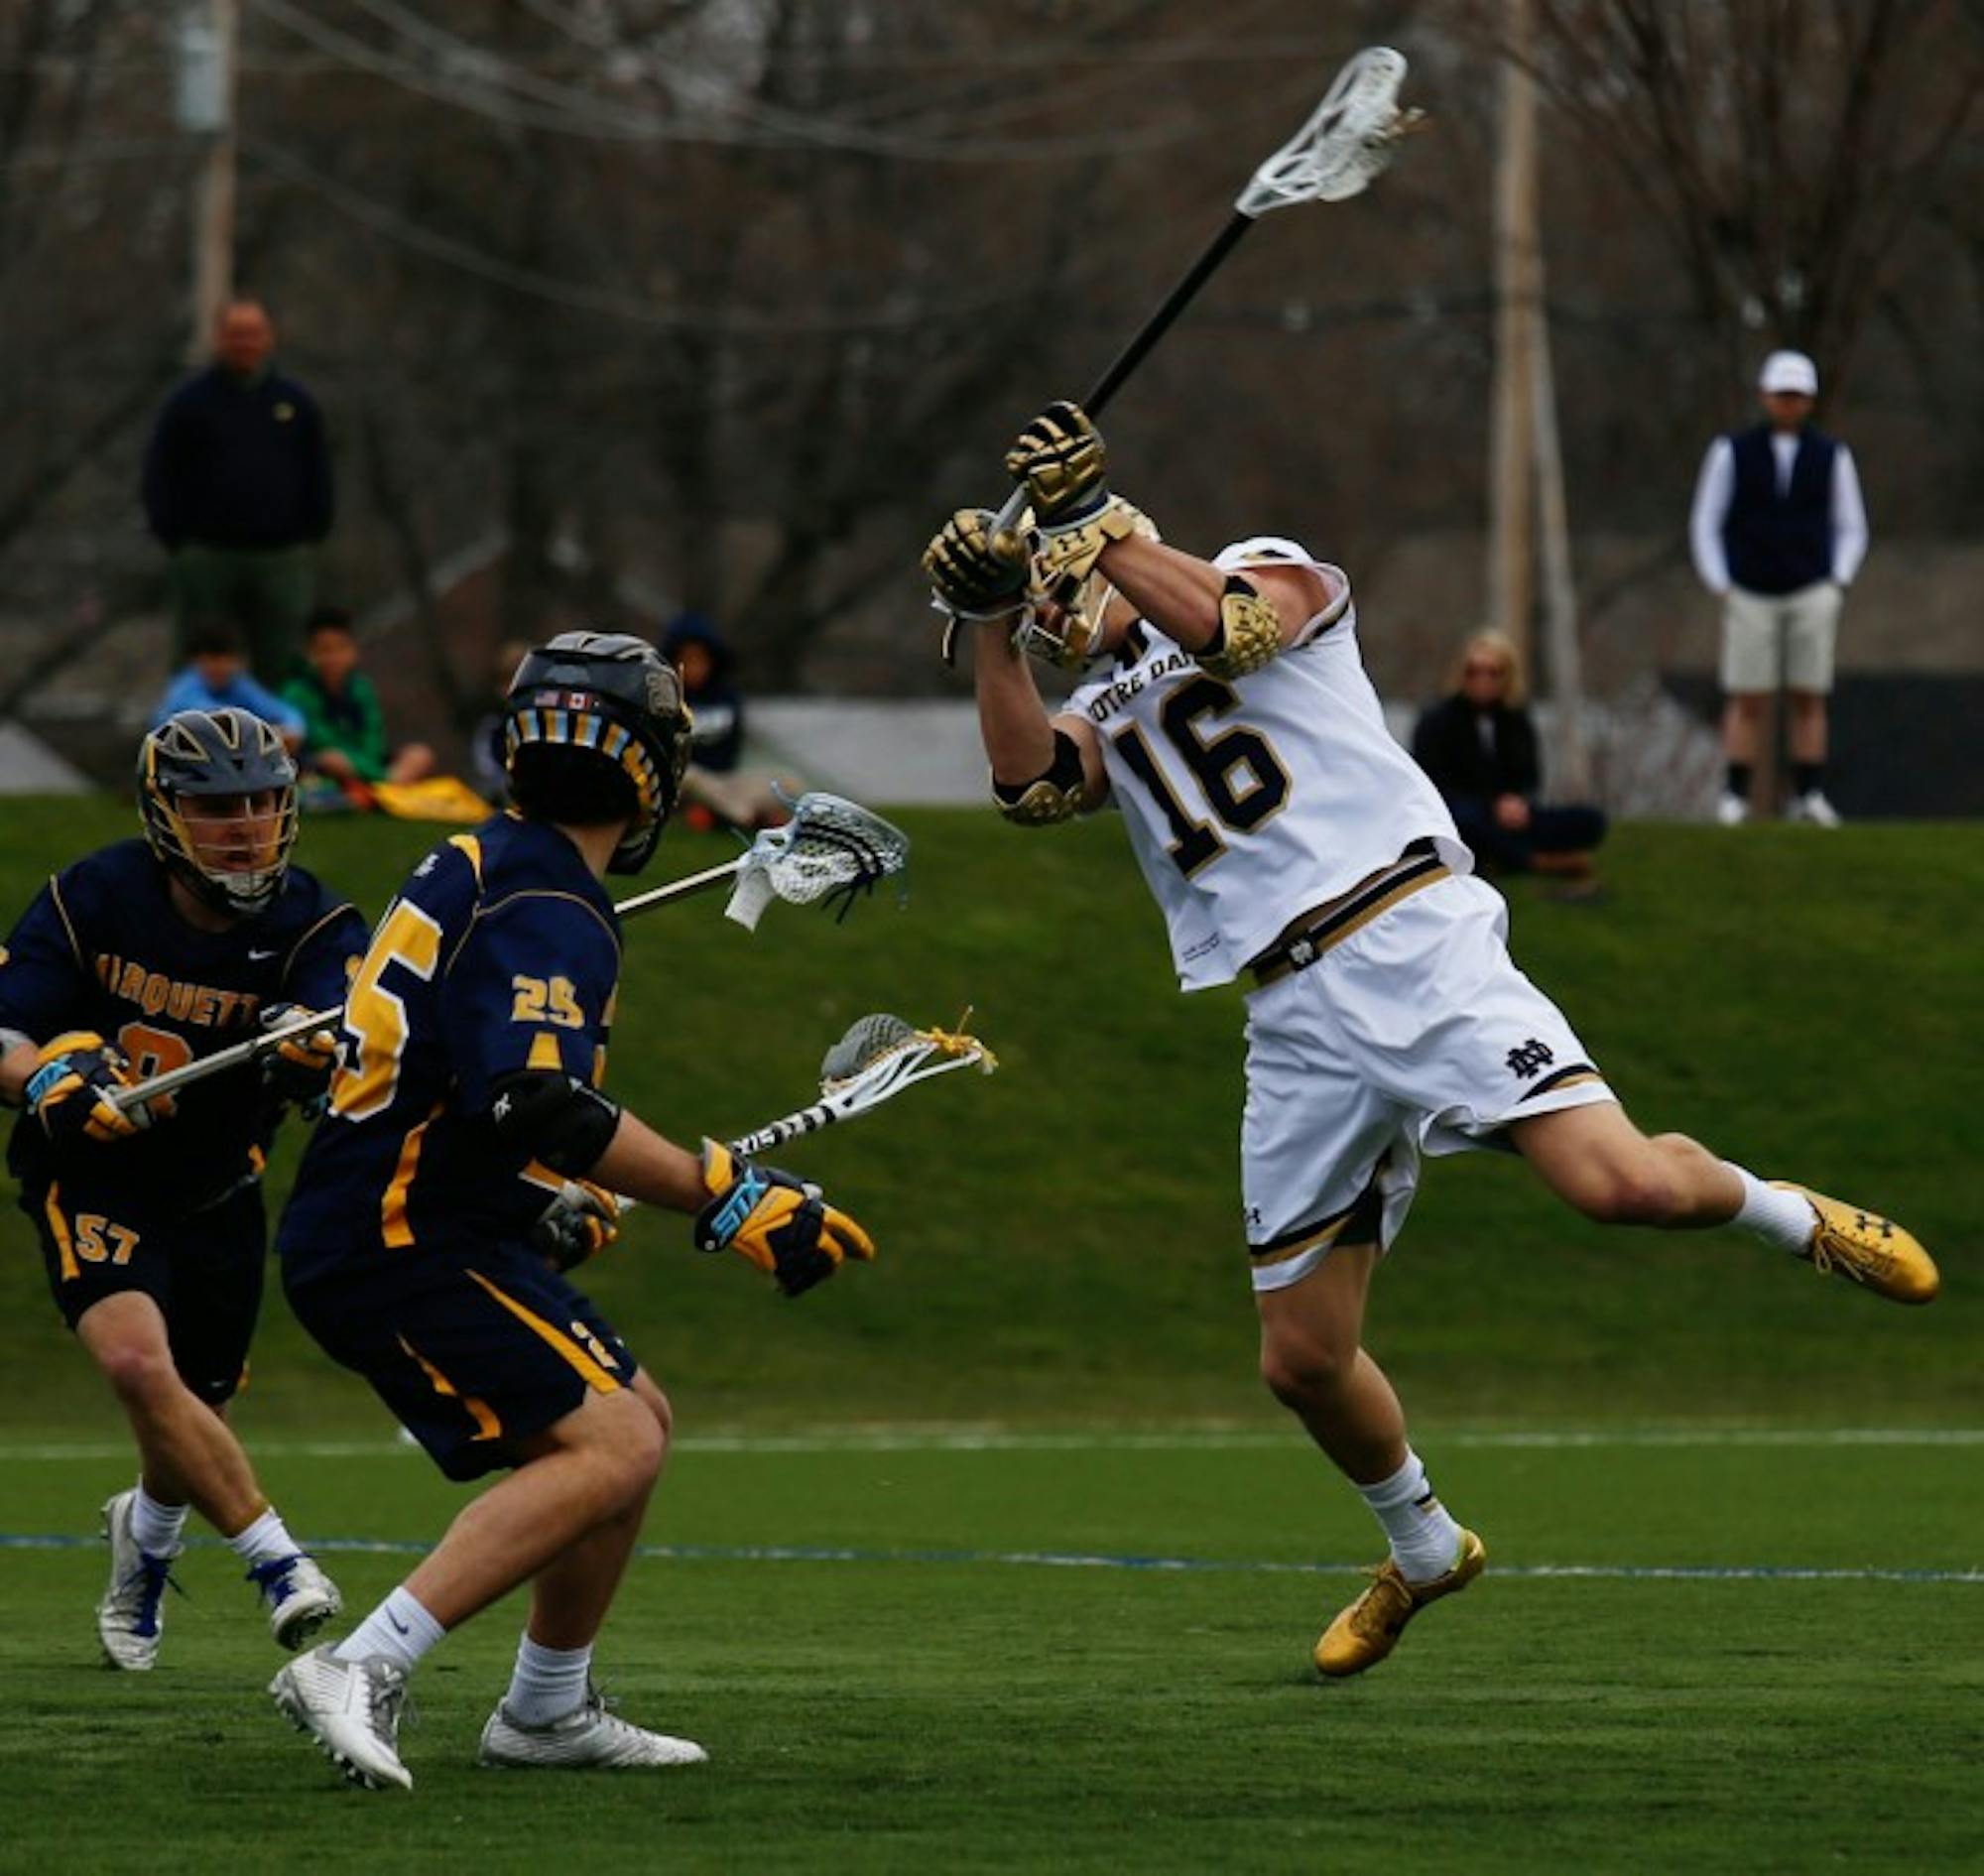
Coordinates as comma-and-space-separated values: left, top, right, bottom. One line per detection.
1246, 841, 1449, 989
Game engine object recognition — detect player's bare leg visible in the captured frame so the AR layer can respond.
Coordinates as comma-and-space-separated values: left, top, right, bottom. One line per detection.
1511, 1101, 1936, 1302
477, 1371, 705, 1770
76, 1293, 338, 1665
1257, 1249, 1483, 1679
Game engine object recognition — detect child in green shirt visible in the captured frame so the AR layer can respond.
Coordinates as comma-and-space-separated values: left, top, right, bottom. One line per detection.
282, 608, 435, 796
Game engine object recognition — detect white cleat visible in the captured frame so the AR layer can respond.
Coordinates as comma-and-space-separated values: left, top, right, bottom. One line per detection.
248, 1551, 344, 1652
96, 1489, 180, 1673
478, 1686, 707, 1771
270, 1646, 414, 1792
1788, 790, 1843, 827
1714, 792, 1750, 827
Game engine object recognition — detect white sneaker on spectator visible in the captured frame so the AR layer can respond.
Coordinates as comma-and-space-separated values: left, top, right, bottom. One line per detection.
478, 1685, 707, 1770
1714, 792, 1750, 826
270, 1646, 414, 1791
248, 1551, 343, 1651
97, 1489, 180, 1672
1789, 790, 1842, 827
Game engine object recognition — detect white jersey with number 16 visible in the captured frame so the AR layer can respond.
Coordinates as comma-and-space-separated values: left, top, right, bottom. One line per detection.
1058, 538, 1468, 992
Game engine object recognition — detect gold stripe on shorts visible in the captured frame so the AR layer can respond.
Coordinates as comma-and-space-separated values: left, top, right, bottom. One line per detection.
1249, 848, 1450, 989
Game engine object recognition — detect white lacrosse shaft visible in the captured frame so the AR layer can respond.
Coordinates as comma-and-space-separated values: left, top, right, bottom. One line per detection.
107, 1002, 343, 1113
730, 1043, 989, 1157
982, 47, 1416, 543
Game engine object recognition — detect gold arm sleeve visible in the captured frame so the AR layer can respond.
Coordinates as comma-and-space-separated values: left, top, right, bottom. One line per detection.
1195, 576, 1283, 681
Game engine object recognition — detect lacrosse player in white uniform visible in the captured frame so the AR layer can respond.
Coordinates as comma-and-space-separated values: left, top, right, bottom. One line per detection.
924, 401, 1939, 1680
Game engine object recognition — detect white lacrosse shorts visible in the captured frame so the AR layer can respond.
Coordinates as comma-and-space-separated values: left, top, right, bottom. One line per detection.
1240, 872, 1614, 1293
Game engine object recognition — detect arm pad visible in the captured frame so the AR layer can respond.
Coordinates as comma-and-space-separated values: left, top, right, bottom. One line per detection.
488, 1068, 621, 1178
1197, 576, 1283, 681
992, 729, 1088, 826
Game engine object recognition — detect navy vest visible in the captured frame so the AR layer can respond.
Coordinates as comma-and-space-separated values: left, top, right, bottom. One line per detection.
1722, 424, 1837, 596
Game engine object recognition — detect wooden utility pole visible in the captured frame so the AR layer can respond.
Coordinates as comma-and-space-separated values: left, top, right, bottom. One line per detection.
179, 0, 239, 363
1486, 0, 1540, 663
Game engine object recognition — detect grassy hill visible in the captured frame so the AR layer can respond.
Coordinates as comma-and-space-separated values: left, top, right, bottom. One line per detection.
0, 799, 1974, 1437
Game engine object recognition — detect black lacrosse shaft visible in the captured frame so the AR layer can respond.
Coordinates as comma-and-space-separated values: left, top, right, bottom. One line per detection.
1079, 209, 1255, 418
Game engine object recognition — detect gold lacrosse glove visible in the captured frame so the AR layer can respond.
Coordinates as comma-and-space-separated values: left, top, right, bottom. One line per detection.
694, 1138, 876, 1298
1005, 401, 1109, 526
925, 508, 1030, 622
531, 1178, 622, 1273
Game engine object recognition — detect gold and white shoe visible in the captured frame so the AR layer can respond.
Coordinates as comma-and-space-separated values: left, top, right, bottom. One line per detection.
1773, 1184, 1939, 1305
1314, 1529, 1486, 1679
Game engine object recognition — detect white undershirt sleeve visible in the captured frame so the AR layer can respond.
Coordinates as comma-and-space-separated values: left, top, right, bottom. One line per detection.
1831, 445, 1869, 585
1688, 438, 1734, 593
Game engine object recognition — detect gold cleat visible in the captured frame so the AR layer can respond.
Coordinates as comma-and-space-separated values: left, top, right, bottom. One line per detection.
1772, 1184, 1939, 1306
1314, 1529, 1485, 1680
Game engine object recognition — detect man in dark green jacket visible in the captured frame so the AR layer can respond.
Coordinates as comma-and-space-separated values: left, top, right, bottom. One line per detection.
282, 610, 434, 796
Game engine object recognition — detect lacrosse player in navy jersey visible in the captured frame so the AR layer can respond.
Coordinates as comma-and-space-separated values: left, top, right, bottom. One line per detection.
926, 402, 1938, 1681
0, 707, 361, 1670
269, 631, 874, 1792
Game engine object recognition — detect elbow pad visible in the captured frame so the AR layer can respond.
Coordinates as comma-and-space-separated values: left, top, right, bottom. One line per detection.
488, 1068, 621, 1178
992, 729, 1087, 826
1196, 576, 1282, 681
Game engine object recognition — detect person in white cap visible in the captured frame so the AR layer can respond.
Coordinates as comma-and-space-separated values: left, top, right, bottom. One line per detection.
1689, 349, 1868, 825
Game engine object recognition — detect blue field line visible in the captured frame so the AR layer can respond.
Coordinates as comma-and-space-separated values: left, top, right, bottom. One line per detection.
3, 1529, 1978, 1586
2, 1427, 1981, 1461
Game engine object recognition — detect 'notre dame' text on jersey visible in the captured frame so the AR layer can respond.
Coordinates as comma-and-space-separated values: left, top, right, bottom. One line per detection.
1060, 539, 1470, 991
279, 813, 621, 1281
0, 839, 364, 1211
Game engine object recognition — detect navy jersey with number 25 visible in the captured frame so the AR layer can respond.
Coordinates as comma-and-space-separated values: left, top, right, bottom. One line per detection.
279, 814, 622, 1281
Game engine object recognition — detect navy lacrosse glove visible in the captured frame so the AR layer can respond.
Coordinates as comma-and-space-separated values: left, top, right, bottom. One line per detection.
693, 1138, 875, 1298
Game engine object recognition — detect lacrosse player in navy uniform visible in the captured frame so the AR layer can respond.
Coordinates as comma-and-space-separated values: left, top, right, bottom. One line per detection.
0, 707, 361, 1670
270, 631, 874, 1792
927, 403, 1938, 1681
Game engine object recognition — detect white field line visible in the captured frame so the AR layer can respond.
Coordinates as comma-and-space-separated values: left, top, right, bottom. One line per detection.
0, 1427, 1981, 1461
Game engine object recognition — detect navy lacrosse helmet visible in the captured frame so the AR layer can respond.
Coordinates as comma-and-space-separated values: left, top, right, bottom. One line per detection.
503, 630, 692, 875
137, 707, 300, 917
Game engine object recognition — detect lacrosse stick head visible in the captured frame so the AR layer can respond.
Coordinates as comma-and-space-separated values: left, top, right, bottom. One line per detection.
722, 792, 911, 931
1238, 47, 1422, 216
817, 1009, 997, 1093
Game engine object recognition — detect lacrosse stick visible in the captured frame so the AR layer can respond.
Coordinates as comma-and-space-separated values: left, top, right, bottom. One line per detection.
592, 1011, 996, 1227
109, 795, 912, 1113
941, 46, 1422, 662
613, 790, 910, 932
731, 1009, 995, 1156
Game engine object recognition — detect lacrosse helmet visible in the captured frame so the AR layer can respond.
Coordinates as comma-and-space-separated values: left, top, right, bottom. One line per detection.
1009, 506, 1164, 671
503, 630, 692, 875
137, 707, 300, 918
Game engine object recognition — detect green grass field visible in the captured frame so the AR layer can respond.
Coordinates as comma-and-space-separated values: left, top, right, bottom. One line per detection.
0, 803, 1977, 1871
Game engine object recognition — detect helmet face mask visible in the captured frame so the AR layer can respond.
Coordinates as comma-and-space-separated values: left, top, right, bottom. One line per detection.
138, 709, 300, 918
503, 630, 692, 875
1010, 568, 1116, 671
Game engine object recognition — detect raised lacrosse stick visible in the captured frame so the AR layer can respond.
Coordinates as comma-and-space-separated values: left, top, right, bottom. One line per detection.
110, 794, 912, 1112
615, 790, 910, 933
941, 46, 1422, 662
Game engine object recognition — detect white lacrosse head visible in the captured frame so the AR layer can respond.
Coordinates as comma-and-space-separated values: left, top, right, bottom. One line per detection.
815, 1010, 997, 1115
722, 792, 911, 931
1238, 47, 1420, 215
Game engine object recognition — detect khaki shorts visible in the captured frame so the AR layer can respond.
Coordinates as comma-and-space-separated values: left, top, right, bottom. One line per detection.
1721, 580, 1841, 694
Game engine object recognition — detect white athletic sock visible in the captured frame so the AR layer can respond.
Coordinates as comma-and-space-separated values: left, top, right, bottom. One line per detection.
503, 1633, 594, 1727
1358, 1449, 1466, 1584
1724, 1164, 1815, 1252
224, 1506, 301, 1567
334, 1585, 446, 1674
130, 1483, 187, 1558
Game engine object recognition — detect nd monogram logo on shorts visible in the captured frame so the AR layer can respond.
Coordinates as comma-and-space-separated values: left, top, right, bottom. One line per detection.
1505, 1038, 1554, 1079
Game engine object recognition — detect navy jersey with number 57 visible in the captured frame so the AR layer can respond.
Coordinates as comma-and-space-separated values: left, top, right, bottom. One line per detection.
0, 839, 364, 1213
278, 814, 622, 1281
